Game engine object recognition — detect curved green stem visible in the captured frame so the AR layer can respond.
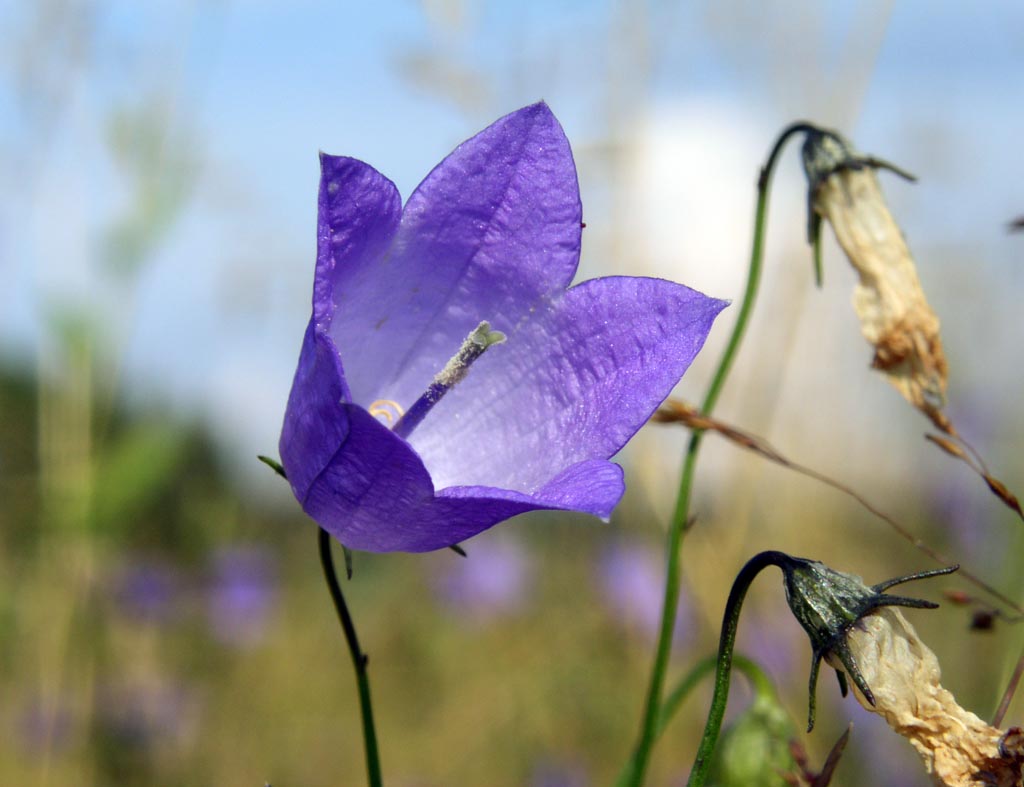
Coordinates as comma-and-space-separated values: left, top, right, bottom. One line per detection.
686, 551, 788, 787
319, 528, 383, 787
625, 123, 813, 787
614, 654, 773, 787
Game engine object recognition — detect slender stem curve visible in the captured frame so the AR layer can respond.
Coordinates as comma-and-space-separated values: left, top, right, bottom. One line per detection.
686, 551, 788, 787
319, 528, 383, 787
613, 654, 772, 787
625, 123, 813, 787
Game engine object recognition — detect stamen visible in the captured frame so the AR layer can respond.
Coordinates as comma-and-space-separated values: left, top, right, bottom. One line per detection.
392, 321, 505, 440
368, 399, 405, 424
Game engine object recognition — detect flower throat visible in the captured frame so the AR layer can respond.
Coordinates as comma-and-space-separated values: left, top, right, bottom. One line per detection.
373, 321, 505, 441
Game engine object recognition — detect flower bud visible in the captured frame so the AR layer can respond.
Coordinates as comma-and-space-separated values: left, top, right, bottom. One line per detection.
707, 692, 797, 787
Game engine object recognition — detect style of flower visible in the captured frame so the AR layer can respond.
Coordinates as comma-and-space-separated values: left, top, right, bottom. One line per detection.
279, 103, 725, 552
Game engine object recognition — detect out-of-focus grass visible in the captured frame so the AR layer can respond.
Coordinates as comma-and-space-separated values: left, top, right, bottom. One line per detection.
3, 362, 1018, 787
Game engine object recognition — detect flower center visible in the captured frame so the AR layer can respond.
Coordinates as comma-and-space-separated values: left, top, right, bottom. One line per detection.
390, 321, 506, 440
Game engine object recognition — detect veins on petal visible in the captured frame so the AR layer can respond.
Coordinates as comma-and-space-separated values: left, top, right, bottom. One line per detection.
385, 110, 561, 392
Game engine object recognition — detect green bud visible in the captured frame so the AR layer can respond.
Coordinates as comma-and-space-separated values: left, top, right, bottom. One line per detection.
707, 692, 797, 787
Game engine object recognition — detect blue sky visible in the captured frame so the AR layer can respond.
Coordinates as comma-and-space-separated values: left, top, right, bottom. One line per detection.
2, 0, 1023, 490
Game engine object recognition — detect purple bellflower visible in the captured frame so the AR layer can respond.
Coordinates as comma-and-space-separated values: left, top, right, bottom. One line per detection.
206, 546, 278, 648
599, 542, 692, 645
279, 103, 726, 552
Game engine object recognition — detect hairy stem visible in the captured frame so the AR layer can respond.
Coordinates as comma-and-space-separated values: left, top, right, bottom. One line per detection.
319, 528, 383, 787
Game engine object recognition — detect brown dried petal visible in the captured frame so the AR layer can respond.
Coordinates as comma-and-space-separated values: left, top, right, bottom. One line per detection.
813, 167, 950, 431
831, 607, 1021, 787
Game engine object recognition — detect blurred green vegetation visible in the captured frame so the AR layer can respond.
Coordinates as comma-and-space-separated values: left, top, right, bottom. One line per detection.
3, 354, 1021, 787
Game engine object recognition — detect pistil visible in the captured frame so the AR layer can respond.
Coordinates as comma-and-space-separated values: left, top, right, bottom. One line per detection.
391, 321, 506, 440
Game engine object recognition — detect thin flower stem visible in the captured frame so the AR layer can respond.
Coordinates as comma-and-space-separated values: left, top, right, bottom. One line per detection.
686, 551, 789, 787
625, 123, 813, 787
318, 528, 383, 787
613, 655, 771, 787
992, 645, 1024, 728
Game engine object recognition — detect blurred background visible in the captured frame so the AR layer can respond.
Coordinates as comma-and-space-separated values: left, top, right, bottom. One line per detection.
2, 1, 1023, 785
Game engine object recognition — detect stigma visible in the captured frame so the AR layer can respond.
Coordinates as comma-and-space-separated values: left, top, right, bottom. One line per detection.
368, 399, 405, 425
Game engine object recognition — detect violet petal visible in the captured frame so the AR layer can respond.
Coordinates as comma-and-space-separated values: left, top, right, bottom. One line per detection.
326, 103, 582, 409
407, 276, 726, 490
303, 405, 623, 552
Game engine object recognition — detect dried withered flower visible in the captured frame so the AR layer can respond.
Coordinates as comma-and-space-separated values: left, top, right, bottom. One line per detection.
837, 607, 1023, 787
700, 554, 958, 787
779, 555, 957, 733
801, 129, 951, 433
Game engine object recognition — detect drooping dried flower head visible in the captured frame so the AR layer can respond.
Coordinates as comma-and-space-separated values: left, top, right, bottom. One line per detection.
776, 554, 957, 732
802, 129, 951, 433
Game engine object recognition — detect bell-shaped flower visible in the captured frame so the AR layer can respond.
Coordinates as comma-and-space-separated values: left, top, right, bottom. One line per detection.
279, 103, 726, 552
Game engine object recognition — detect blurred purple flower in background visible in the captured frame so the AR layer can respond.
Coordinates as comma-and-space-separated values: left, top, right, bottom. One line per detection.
206, 545, 278, 648
734, 611, 801, 683
529, 758, 590, 787
279, 102, 725, 553
94, 679, 198, 753
109, 557, 183, 624
929, 476, 988, 560
431, 536, 530, 621
15, 697, 74, 756
598, 542, 692, 645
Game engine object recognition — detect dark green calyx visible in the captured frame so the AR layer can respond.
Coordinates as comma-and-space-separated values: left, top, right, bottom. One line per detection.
800, 127, 917, 209
798, 126, 917, 287
779, 555, 958, 732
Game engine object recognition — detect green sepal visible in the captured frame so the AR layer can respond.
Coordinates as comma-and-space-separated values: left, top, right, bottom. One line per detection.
343, 546, 355, 580
257, 454, 287, 479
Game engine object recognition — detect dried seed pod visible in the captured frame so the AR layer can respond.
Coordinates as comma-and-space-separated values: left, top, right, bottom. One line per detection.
802, 130, 951, 433
833, 607, 1022, 787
